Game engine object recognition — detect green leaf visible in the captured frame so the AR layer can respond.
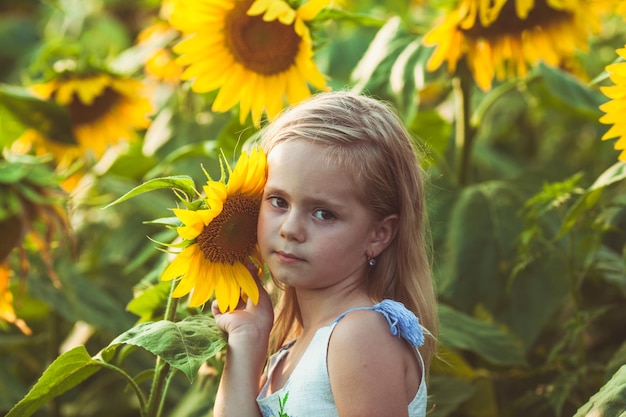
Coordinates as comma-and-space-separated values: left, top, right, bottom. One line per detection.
438, 182, 525, 313
351, 16, 410, 95
438, 304, 527, 367
126, 281, 171, 322
317, 7, 387, 27
534, 63, 605, 120
5, 346, 103, 417
104, 315, 226, 382
593, 245, 626, 296
409, 109, 452, 166
560, 162, 626, 236
103, 175, 198, 208
0, 161, 30, 183
0, 83, 76, 145
389, 38, 421, 118
145, 142, 219, 179
0, 102, 27, 147
427, 375, 476, 417
389, 38, 433, 120
573, 364, 626, 417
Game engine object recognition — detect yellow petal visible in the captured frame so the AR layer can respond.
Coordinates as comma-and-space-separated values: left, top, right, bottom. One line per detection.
297, 0, 330, 21
188, 261, 217, 307
162, 244, 198, 281
204, 181, 227, 209
214, 265, 233, 312
233, 262, 259, 305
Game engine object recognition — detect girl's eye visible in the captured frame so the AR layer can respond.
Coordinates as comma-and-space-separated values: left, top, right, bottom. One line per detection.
313, 209, 335, 221
269, 197, 288, 209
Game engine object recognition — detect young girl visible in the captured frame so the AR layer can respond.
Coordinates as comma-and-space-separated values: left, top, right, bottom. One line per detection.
212, 91, 438, 417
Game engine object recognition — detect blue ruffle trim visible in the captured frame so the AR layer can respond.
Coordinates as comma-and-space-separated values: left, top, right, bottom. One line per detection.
372, 300, 425, 348
333, 299, 425, 347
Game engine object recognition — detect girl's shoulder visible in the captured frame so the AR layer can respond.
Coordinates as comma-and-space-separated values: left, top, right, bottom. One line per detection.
325, 300, 425, 416
331, 299, 425, 348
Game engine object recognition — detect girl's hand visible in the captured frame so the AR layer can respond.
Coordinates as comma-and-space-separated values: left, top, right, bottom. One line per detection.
212, 268, 274, 417
211, 272, 274, 342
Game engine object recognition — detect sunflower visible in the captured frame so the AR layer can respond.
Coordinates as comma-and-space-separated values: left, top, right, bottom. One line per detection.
169, 0, 329, 127
13, 71, 153, 175
136, 0, 183, 84
599, 45, 626, 161
423, 0, 607, 90
161, 147, 267, 312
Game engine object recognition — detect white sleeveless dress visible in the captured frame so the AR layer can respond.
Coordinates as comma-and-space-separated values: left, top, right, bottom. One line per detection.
256, 300, 427, 417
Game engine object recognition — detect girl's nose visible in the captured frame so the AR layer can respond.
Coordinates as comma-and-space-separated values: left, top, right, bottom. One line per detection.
279, 210, 305, 242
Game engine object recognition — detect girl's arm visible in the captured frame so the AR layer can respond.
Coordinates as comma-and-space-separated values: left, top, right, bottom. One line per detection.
212, 281, 274, 417
327, 310, 419, 417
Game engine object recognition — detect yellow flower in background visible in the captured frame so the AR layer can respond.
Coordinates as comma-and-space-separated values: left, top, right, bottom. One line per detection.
169, 0, 330, 127
136, 0, 183, 84
13, 72, 153, 175
617, 1, 626, 18
0, 262, 32, 335
162, 147, 267, 312
599, 45, 626, 161
424, 0, 606, 90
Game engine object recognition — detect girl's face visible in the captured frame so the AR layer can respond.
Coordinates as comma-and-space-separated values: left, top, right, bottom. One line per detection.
258, 140, 380, 292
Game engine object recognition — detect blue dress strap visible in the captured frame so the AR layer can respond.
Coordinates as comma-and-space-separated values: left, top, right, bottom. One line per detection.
332, 299, 425, 348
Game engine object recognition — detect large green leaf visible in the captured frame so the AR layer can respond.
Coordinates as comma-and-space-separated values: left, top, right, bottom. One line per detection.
499, 252, 570, 349
103, 175, 199, 208
438, 304, 527, 367
104, 315, 226, 382
573, 364, 626, 417
5, 346, 103, 417
0, 84, 76, 146
438, 181, 525, 313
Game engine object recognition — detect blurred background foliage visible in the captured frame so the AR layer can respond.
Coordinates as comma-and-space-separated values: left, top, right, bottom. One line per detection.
1, 0, 625, 416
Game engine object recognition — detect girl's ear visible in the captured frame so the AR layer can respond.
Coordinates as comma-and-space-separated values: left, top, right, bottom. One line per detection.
368, 214, 399, 258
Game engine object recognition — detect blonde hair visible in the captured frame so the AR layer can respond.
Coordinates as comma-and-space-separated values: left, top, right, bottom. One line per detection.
260, 91, 438, 370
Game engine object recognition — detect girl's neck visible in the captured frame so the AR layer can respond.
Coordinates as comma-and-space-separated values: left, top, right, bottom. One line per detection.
295, 286, 373, 332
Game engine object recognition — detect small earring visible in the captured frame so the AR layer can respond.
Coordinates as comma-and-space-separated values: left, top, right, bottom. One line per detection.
368, 257, 376, 266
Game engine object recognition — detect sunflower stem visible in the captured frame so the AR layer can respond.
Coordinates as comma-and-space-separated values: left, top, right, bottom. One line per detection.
145, 281, 179, 417
99, 362, 148, 417
453, 60, 477, 187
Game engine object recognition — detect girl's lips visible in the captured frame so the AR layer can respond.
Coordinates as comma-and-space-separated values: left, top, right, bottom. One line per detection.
275, 251, 304, 263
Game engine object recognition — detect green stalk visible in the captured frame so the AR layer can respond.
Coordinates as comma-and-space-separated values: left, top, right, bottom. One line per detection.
452, 60, 476, 187
566, 233, 588, 371
145, 281, 179, 417
100, 362, 149, 417
470, 73, 540, 128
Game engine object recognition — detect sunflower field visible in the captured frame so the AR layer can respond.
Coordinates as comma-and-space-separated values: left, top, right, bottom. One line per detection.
1, 0, 626, 416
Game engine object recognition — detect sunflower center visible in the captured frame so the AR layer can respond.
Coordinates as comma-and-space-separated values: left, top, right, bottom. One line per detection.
196, 194, 260, 264
66, 86, 121, 126
224, 0, 301, 75
462, 0, 572, 38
